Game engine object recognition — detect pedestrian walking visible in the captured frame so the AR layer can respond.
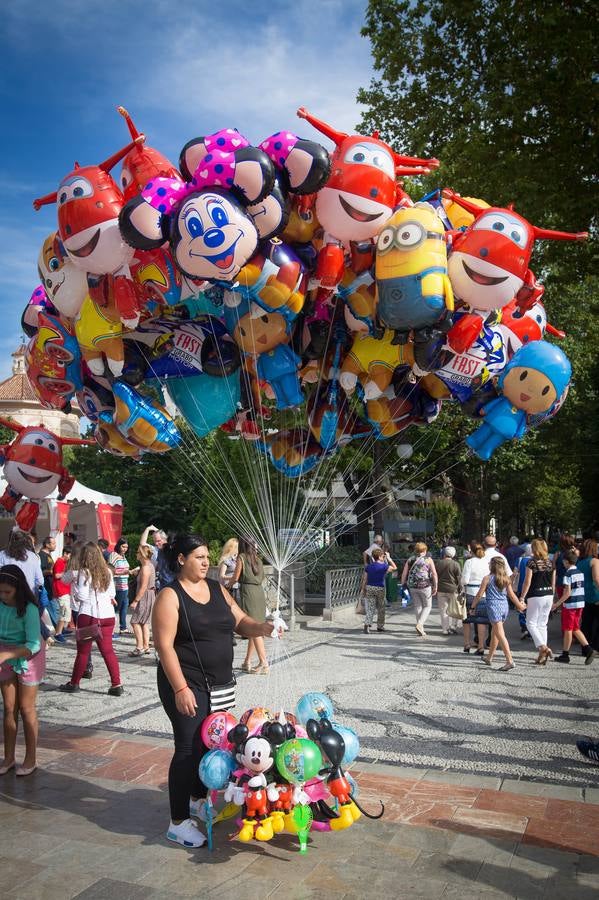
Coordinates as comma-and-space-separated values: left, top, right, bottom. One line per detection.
128, 546, 156, 656
473, 557, 526, 671
52, 547, 73, 642
578, 539, 599, 653
483, 535, 512, 575
553, 533, 577, 601
435, 546, 462, 635
108, 538, 131, 636
553, 549, 595, 665
67, 542, 92, 680
0, 530, 44, 594
151, 533, 278, 848
520, 539, 555, 664
141, 526, 174, 592
0, 565, 44, 776
360, 548, 396, 633
38, 536, 57, 623
513, 542, 533, 639
218, 539, 239, 598
461, 542, 489, 654
363, 534, 384, 565
59, 543, 124, 695
401, 542, 438, 637
233, 537, 269, 674
505, 536, 524, 571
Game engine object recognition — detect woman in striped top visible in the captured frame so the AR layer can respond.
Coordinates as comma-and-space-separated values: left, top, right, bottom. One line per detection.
0, 565, 44, 776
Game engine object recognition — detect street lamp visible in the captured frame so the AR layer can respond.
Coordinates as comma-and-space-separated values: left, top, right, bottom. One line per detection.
490, 493, 500, 535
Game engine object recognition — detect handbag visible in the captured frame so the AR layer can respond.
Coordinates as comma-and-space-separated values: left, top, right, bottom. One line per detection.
447, 593, 467, 621
355, 597, 365, 615
75, 583, 101, 642
179, 588, 236, 712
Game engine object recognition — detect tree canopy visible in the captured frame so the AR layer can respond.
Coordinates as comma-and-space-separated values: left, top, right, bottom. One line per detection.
357, 0, 598, 535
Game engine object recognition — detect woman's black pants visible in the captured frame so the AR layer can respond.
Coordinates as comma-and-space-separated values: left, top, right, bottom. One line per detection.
157, 666, 208, 821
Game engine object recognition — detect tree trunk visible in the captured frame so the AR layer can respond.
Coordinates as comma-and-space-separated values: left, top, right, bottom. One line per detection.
453, 470, 479, 544
342, 471, 373, 552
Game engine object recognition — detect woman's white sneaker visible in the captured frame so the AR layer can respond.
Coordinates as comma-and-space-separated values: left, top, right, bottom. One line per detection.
166, 818, 206, 847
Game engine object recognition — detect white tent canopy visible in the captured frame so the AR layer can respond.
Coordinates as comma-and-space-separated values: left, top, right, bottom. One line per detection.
48, 479, 122, 507
0, 476, 123, 552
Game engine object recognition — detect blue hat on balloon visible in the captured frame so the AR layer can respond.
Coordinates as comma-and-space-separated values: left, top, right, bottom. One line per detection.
498, 339, 571, 415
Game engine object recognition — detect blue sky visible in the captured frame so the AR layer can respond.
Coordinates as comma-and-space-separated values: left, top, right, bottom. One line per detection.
0, 0, 374, 380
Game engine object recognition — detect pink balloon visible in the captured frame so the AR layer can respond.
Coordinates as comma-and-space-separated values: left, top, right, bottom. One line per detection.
200, 711, 237, 750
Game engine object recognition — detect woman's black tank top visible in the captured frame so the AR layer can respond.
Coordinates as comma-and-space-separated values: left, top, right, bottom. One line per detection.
528, 559, 553, 597
170, 578, 235, 691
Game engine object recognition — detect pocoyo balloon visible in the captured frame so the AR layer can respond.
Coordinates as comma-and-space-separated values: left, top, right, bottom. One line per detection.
466, 340, 572, 460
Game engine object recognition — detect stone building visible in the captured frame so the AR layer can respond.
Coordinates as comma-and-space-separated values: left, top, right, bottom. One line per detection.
0, 344, 81, 438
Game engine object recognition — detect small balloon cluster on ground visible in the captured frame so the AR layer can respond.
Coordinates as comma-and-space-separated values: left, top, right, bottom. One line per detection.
198, 693, 382, 852
25, 106, 586, 468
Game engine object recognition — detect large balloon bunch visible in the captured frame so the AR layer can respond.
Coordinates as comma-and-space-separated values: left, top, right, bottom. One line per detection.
26, 106, 586, 465
196, 693, 381, 852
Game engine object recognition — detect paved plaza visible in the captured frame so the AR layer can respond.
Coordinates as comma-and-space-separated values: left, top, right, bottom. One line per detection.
0, 603, 597, 898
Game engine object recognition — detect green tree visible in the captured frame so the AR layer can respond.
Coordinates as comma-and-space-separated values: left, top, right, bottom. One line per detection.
358, 0, 599, 535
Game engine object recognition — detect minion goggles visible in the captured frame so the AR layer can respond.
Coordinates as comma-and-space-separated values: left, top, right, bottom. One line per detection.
378, 222, 444, 253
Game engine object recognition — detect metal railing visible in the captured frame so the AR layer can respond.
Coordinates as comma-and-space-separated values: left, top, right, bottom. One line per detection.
323, 566, 364, 621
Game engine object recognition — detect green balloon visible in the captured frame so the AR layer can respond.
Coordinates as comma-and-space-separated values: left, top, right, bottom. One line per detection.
275, 738, 323, 784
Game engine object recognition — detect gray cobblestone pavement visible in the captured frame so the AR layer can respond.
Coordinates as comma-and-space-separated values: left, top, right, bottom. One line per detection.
38, 602, 597, 786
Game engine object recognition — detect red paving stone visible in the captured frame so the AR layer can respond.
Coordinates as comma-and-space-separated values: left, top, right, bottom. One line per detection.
449, 806, 528, 839
524, 816, 599, 857
473, 788, 549, 819
35, 728, 599, 857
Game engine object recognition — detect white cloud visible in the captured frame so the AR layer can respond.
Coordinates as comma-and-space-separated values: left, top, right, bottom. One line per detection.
131, 5, 373, 143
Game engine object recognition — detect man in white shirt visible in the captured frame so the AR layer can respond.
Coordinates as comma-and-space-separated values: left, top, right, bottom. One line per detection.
483, 535, 512, 576
363, 535, 384, 565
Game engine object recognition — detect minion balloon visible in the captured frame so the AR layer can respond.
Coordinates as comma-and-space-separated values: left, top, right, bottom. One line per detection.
466, 340, 571, 460
374, 203, 454, 370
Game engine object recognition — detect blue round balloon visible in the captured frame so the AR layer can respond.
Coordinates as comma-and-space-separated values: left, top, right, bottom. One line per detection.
295, 692, 334, 726
199, 749, 235, 790
331, 722, 360, 766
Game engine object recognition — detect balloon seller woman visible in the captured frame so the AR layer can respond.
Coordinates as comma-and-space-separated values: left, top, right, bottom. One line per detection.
152, 533, 280, 847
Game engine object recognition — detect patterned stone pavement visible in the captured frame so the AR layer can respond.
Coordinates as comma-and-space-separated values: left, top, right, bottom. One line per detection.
0, 723, 597, 899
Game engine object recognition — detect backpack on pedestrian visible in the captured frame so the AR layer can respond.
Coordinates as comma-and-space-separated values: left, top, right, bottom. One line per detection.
407, 556, 432, 590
